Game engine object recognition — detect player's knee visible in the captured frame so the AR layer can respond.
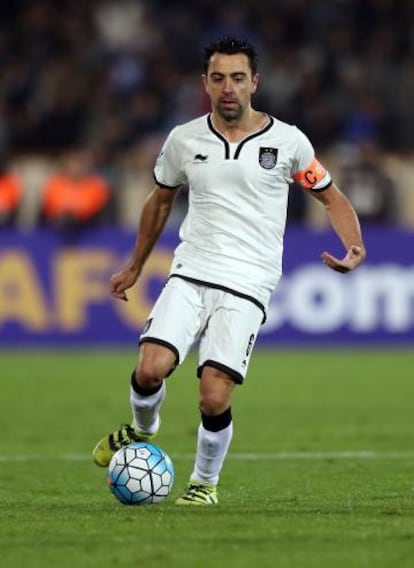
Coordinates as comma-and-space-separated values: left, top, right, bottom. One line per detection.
199, 367, 234, 415
199, 391, 228, 416
136, 342, 177, 388
135, 363, 164, 390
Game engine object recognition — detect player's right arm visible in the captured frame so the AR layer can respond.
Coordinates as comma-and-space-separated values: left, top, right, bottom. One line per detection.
110, 184, 179, 301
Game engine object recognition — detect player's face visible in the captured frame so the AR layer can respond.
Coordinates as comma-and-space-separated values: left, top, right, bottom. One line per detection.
203, 53, 259, 122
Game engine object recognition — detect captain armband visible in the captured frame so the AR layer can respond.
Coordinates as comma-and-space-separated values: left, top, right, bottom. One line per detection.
293, 158, 332, 192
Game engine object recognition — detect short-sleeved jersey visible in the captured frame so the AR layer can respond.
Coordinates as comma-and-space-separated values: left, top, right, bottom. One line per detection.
153, 113, 331, 317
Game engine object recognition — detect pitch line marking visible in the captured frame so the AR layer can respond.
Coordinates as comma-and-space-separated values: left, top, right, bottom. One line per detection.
1, 451, 414, 462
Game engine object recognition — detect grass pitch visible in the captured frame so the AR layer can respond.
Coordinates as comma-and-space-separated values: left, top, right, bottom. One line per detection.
1, 349, 414, 567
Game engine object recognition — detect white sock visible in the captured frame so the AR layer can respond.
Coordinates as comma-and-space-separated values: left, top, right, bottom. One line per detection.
129, 381, 166, 435
190, 422, 233, 485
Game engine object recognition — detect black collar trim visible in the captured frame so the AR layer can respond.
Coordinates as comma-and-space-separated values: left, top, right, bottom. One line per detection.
207, 114, 274, 160
207, 114, 230, 159
234, 115, 274, 159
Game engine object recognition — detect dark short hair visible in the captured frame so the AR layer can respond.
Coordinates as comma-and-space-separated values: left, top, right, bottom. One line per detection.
203, 36, 258, 76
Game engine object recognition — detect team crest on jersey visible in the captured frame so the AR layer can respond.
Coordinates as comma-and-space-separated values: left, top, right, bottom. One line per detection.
259, 147, 278, 169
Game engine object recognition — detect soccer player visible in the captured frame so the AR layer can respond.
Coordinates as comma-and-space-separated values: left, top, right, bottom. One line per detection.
92, 36, 366, 505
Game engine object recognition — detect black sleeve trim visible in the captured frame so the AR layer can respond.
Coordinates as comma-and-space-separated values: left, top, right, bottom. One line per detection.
310, 179, 333, 193
197, 360, 244, 385
152, 172, 182, 190
138, 337, 179, 376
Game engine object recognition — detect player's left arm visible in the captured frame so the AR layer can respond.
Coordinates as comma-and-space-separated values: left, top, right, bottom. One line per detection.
310, 183, 366, 273
292, 129, 366, 273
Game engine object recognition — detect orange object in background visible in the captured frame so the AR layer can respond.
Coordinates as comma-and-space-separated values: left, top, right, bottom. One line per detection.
0, 174, 22, 215
41, 149, 111, 224
43, 174, 110, 221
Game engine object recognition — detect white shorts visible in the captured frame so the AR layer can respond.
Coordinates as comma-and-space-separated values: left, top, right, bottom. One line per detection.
139, 277, 263, 384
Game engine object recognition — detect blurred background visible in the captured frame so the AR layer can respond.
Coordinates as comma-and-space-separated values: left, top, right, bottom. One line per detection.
1, 0, 413, 346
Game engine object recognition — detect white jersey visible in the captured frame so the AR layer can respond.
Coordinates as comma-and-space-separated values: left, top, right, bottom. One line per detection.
153, 113, 331, 317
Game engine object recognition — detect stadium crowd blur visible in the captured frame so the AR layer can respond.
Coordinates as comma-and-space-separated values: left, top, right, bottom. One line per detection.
1, 0, 414, 231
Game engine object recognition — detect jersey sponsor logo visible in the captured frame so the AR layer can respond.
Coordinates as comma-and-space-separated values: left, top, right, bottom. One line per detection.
259, 147, 278, 169
194, 153, 208, 162
293, 158, 327, 189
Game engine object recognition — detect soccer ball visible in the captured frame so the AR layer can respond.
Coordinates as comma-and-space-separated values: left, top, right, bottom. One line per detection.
107, 442, 174, 505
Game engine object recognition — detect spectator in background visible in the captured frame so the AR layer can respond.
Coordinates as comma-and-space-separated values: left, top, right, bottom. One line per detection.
338, 140, 399, 225
0, 0, 413, 228
40, 148, 115, 233
0, 156, 22, 227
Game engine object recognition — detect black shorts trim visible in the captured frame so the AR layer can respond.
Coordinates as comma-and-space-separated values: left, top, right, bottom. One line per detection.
197, 359, 244, 385
310, 179, 333, 193
153, 173, 182, 190
139, 337, 179, 377
169, 274, 267, 323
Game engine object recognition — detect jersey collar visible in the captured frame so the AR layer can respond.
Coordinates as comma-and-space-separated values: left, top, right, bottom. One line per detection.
207, 114, 274, 160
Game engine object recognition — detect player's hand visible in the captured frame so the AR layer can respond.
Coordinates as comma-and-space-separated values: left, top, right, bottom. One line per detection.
321, 245, 366, 273
110, 267, 140, 301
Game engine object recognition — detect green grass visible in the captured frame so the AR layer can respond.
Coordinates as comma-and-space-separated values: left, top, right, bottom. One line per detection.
1, 350, 414, 567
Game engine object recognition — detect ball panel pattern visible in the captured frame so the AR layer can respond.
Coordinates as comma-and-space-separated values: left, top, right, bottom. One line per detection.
107, 442, 174, 505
